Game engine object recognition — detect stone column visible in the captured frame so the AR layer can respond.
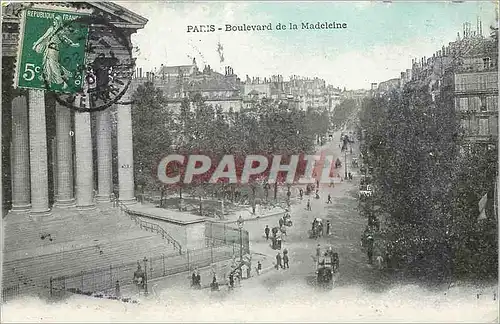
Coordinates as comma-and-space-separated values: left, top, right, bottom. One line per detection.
11, 95, 31, 211
74, 95, 96, 210
28, 89, 51, 217
96, 109, 113, 202
116, 92, 136, 204
54, 101, 75, 207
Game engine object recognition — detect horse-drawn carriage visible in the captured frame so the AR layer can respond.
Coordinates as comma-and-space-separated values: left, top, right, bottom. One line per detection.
316, 250, 339, 289
309, 218, 323, 239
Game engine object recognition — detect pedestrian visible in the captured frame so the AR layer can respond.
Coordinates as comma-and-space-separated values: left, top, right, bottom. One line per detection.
111, 192, 117, 208
265, 225, 270, 240
275, 252, 282, 269
348, 172, 353, 180
191, 271, 197, 287
326, 220, 331, 235
272, 226, 278, 238
327, 194, 332, 204
299, 188, 303, 199
211, 275, 219, 291
196, 273, 201, 288
375, 255, 384, 270
229, 272, 234, 289
283, 252, 289, 269
385, 251, 391, 269
367, 236, 374, 264
279, 217, 284, 228
256, 261, 262, 275
306, 199, 311, 211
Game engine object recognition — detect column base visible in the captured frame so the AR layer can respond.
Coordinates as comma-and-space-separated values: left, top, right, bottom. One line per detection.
11, 203, 32, 212
54, 198, 76, 208
76, 203, 96, 211
29, 208, 52, 218
96, 194, 111, 203
118, 198, 137, 206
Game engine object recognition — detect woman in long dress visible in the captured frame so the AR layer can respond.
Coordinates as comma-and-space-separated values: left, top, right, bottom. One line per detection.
32, 15, 80, 90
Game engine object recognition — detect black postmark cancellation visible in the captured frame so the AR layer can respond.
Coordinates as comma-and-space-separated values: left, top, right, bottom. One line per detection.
45, 13, 135, 112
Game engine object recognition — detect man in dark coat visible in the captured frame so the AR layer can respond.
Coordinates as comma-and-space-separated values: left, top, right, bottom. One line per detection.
265, 225, 270, 240
196, 273, 201, 288
191, 271, 197, 287
283, 249, 289, 269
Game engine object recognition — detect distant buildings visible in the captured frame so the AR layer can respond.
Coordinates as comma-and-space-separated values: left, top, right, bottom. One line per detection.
132, 59, 243, 113
131, 62, 354, 118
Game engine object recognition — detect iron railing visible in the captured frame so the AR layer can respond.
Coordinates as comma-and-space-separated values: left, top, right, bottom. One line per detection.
117, 200, 183, 254
49, 242, 240, 299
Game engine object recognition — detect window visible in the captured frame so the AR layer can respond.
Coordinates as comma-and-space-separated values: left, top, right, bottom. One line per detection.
459, 97, 468, 111
480, 96, 487, 111
483, 57, 491, 69
468, 96, 481, 111
489, 117, 498, 136
478, 118, 489, 136
486, 96, 498, 111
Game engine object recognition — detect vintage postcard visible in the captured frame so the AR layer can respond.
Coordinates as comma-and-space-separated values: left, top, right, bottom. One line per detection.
1, 0, 498, 322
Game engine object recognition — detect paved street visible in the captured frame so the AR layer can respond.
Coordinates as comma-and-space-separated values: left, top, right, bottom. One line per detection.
239, 131, 389, 293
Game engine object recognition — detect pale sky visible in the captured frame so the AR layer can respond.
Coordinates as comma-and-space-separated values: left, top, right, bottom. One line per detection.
117, 1, 497, 89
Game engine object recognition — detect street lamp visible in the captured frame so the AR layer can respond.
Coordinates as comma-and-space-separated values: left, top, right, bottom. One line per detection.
143, 257, 148, 296
237, 215, 244, 275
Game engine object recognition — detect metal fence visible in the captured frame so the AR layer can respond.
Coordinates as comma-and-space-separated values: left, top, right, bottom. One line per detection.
49, 242, 240, 298
205, 222, 250, 255
2, 284, 20, 303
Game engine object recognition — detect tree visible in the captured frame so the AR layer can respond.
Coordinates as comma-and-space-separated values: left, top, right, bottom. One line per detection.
331, 99, 357, 131
360, 76, 498, 281
131, 82, 173, 192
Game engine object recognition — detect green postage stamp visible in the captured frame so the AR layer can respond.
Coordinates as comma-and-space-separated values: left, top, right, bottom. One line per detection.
14, 8, 90, 93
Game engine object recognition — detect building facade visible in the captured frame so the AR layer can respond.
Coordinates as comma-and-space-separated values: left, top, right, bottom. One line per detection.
2, 2, 147, 215
374, 19, 498, 149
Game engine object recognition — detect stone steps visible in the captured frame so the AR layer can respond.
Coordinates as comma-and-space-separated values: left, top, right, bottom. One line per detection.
3, 234, 177, 296
2, 205, 184, 297
3, 207, 137, 254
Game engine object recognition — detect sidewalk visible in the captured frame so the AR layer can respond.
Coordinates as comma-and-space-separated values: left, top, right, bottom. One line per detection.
116, 249, 276, 301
